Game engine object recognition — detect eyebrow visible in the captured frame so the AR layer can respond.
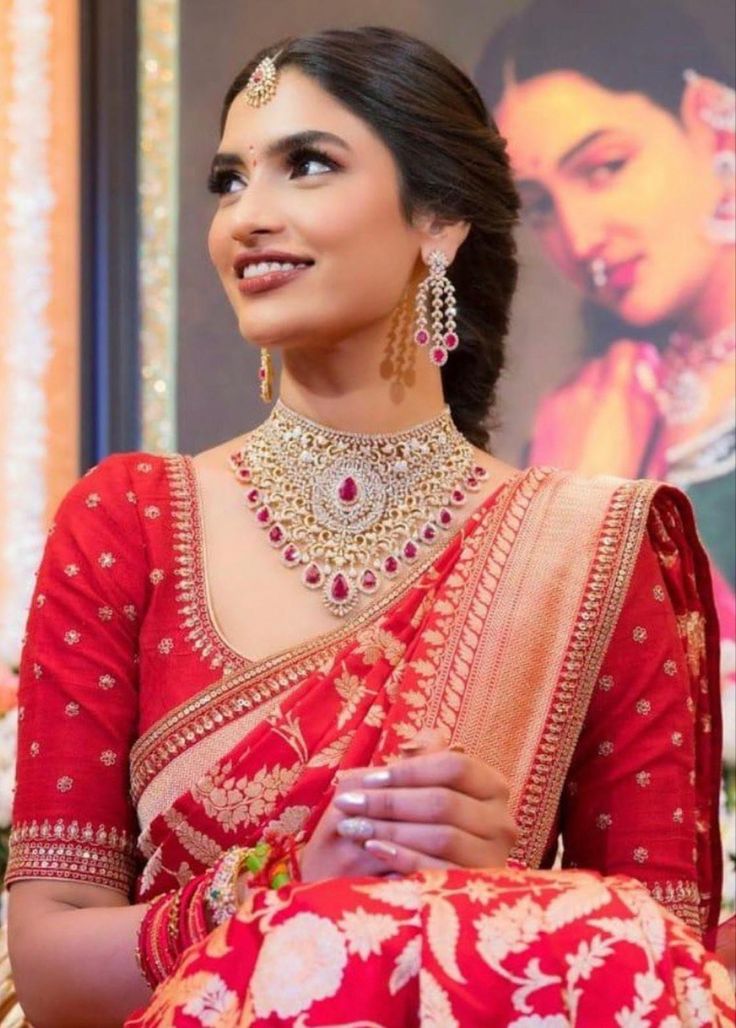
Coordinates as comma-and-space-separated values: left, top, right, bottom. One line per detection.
210, 130, 352, 174
515, 129, 619, 191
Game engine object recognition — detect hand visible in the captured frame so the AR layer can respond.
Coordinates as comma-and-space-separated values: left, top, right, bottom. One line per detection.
328, 733, 517, 877
530, 340, 664, 478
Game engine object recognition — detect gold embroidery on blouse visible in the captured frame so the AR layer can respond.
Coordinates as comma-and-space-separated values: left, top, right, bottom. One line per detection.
6, 817, 136, 895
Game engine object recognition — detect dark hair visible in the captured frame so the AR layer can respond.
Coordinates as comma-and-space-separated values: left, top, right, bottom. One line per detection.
221, 26, 520, 450
476, 0, 734, 117
475, 0, 734, 356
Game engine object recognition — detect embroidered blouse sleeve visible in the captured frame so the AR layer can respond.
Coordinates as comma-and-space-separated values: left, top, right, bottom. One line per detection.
559, 488, 722, 941
6, 455, 149, 896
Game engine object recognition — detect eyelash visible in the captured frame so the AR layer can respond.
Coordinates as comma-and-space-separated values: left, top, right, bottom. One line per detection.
207, 145, 340, 195
524, 157, 630, 224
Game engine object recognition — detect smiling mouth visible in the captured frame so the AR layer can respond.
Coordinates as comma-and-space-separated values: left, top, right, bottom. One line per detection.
235, 260, 314, 296
237, 259, 313, 280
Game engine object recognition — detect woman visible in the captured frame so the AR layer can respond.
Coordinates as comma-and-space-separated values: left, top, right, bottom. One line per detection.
6, 27, 734, 1027
476, 0, 735, 694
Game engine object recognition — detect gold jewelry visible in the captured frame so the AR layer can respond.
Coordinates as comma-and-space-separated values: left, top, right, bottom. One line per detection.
229, 401, 487, 617
413, 250, 459, 366
243, 53, 280, 108
259, 347, 274, 403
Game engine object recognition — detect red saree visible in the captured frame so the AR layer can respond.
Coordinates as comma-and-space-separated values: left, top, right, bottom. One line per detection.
7, 455, 733, 1024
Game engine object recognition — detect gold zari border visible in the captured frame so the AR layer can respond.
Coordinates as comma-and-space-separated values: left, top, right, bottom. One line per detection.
6, 817, 136, 895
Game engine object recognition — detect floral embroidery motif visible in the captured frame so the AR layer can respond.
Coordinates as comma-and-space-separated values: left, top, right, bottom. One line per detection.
158, 637, 174, 655
144, 505, 161, 519
63, 629, 81, 645
671, 731, 684, 747
663, 659, 678, 676
636, 699, 651, 715
65, 702, 80, 717
636, 771, 651, 788
191, 760, 301, 832
354, 624, 407, 668
123, 604, 138, 621
250, 912, 349, 1020
98, 552, 116, 569
98, 605, 114, 621
673, 808, 684, 823
57, 776, 73, 792
30, 741, 40, 757
633, 846, 649, 863
149, 568, 165, 584
597, 675, 614, 691
64, 564, 80, 577
596, 813, 612, 829
597, 741, 614, 756
98, 674, 116, 690
676, 611, 707, 678
100, 750, 117, 766
632, 626, 647, 643
32, 663, 42, 679
126, 490, 138, 504
652, 585, 665, 601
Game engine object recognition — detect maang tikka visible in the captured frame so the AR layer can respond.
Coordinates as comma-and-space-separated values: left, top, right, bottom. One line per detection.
414, 250, 459, 366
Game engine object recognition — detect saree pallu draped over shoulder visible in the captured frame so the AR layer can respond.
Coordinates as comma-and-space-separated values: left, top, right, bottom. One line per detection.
126, 469, 734, 1027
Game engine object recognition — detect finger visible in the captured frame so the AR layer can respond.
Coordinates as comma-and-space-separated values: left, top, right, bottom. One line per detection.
333, 786, 506, 835
362, 838, 460, 874
396, 726, 451, 756
338, 817, 506, 867
362, 750, 510, 803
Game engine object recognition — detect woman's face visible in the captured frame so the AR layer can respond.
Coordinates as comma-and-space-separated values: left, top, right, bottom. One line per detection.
494, 71, 723, 327
208, 67, 424, 350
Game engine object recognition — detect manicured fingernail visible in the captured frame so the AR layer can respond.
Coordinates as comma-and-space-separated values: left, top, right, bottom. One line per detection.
364, 839, 398, 859
362, 768, 391, 787
336, 817, 374, 840
397, 741, 422, 753
333, 790, 367, 811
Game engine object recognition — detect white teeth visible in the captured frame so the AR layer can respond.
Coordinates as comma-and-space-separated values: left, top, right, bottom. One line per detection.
239, 260, 309, 279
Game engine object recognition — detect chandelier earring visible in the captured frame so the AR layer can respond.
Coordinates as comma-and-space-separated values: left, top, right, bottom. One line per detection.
259, 348, 274, 404
413, 250, 459, 367
684, 69, 735, 245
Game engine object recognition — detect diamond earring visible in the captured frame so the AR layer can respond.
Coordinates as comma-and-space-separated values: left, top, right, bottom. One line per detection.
413, 250, 459, 367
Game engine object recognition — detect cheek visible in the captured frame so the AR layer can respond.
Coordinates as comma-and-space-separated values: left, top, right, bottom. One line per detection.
207, 213, 229, 271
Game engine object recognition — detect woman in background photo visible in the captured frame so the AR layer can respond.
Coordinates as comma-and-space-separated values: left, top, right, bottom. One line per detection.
5, 26, 733, 1027
477, 0, 735, 700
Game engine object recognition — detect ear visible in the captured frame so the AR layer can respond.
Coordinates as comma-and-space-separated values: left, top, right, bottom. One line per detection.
680, 69, 735, 158
414, 212, 472, 267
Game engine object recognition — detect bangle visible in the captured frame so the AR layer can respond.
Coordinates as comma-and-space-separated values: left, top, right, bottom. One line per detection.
206, 836, 301, 926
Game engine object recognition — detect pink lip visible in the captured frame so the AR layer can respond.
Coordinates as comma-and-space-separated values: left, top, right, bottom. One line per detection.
237, 265, 311, 296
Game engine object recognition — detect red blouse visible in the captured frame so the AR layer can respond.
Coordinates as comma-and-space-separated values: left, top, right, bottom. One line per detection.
7, 454, 721, 935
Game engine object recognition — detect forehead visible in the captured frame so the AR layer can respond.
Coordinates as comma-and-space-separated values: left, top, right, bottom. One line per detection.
495, 70, 653, 177
221, 66, 381, 153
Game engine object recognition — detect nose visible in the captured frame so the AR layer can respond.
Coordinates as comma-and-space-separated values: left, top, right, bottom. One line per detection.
555, 194, 607, 265
228, 180, 286, 242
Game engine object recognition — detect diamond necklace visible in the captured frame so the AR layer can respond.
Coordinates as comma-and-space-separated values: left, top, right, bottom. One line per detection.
228, 400, 487, 617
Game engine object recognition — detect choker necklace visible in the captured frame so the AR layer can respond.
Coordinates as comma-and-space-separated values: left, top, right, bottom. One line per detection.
229, 401, 486, 617
662, 324, 736, 425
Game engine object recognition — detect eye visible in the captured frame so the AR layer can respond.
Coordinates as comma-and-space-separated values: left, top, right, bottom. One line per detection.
207, 169, 245, 195
584, 157, 628, 187
522, 191, 555, 227
287, 146, 340, 179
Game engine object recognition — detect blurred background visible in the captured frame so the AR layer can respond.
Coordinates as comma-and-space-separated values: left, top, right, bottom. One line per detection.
0, 0, 733, 911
